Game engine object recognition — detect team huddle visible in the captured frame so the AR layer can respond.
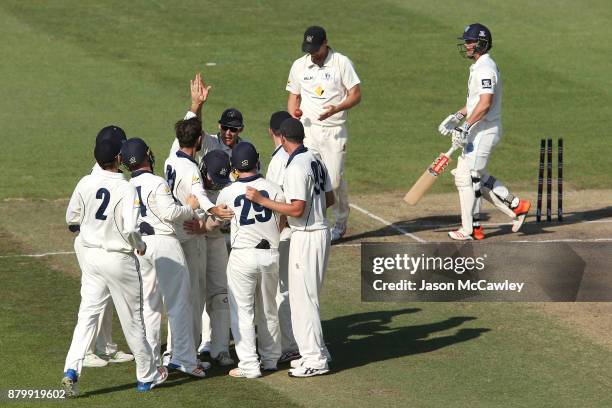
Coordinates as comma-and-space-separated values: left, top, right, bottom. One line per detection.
61, 26, 360, 396
60, 22, 529, 396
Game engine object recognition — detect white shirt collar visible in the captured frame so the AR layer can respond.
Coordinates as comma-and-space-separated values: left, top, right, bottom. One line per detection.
471, 53, 491, 71
307, 48, 334, 68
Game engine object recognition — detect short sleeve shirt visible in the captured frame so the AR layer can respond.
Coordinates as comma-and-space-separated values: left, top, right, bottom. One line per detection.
467, 53, 502, 122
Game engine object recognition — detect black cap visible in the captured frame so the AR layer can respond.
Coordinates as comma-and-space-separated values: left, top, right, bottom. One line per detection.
302, 26, 326, 53
121, 138, 150, 169
231, 142, 259, 171
269, 111, 292, 133
94, 139, 121, 165
280, 117, 305, 142
219, 108, 244, 128
202, 150, 232, 186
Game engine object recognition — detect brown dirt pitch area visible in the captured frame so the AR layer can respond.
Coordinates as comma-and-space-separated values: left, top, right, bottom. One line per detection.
334, 188, 612, 350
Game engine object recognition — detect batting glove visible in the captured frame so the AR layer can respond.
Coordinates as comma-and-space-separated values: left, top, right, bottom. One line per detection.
438, 112, 465, 136
451, 122, 471, 147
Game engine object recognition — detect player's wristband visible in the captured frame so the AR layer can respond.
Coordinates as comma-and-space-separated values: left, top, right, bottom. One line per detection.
454, 112, 466, 121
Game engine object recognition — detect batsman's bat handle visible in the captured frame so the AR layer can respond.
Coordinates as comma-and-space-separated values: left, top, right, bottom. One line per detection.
446, 144, 460, 157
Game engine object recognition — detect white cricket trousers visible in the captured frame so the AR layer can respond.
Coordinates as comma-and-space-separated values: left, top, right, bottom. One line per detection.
227, 248, 281, 374
205, 235, 231, 357
276, 236, 297, 352
303, 123, 350, 227
74, 237, 117, 356
63, 246, 157, 383
177, 236, 207, 348
288, 228, 331, 369
138, 235, 198, 371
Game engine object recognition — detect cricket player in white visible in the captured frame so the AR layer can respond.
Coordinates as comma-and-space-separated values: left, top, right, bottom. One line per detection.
246, 118, 334, 377
216, 142, 283, 378
287, 26, 361, 242
439, 23, 530, 240
62, 139, 167, 397
80, 126, 134, 368
164, 117, 234, 354
122, 138, 209, 378
266, 111, 300, 363
193, 150, 235, 366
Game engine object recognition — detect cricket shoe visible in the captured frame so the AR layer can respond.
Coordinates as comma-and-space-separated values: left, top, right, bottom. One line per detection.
83, 353, 108, 368
161, 351, 171, 367
61, 369, 79, 398
105, 350, 134, 364
137, 367, 169, 391
472, 226, 485, 240
288, 364, 330, 378
228, 367, 262, 379
512, 199, 531, 233
212, 351, 235, 366
278, 350, 301, 364
448, 228, 474, 241
166, 362, 207, 378
290, 358, 304, 369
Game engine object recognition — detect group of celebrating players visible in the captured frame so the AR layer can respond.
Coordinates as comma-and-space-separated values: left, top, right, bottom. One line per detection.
61, 26, 361, 396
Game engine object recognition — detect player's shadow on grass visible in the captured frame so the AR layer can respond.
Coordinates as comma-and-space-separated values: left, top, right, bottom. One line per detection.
321, 308, 489, 372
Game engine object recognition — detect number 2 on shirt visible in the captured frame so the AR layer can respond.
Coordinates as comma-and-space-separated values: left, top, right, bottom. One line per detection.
234, 191, 272, 226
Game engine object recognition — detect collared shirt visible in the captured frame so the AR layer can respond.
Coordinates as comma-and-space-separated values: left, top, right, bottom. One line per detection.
129, 171, 194, 237
164, 150, 213, 242
467, 53, 502, 122
286, 49, 360, 127
266, 144, 289, 187
66, 169, 145, 253
282, 146, 332, 231
216, 174, 284, 249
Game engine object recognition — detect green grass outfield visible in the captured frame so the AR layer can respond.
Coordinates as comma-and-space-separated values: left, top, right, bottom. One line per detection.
1, 0, 611, 198
1, 1, 612, 407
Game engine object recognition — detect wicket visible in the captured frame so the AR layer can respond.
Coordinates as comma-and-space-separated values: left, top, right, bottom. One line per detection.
536, 138, 563, 222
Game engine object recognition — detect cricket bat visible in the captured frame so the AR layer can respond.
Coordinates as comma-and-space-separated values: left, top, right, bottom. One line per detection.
403, 144, 460, 205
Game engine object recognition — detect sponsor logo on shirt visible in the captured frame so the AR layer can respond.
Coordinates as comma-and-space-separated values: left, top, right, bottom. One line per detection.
303, 75, 314, 81
481, 79, 492, 89
315, 86, 324, 96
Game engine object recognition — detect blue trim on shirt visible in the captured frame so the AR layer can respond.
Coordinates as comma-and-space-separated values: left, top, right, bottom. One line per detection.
176, 150, 198, 165
131, 170, 152, 178
286, 145, 308, 167
236, 174, 263, 183
271, 145, 284, 157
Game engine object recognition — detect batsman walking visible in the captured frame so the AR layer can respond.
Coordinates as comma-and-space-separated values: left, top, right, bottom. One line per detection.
439, 23, 530, 240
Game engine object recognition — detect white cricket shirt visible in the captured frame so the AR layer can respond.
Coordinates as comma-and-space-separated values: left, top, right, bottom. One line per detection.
216, 175, 284, 249
265, 144, 289, 187
66, 169, 145, 253
164, 150, 213, 242
282, 146, 332, 231
129, 170, 195, 236
286, 49, 360, 127
467, 53, 502, 122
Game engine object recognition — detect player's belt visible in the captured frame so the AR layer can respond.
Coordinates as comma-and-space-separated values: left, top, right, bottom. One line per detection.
254, 239, 270, 249
139, 222, 155, 236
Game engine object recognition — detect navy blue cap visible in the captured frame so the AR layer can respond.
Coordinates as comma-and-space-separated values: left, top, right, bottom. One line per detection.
96, 125, 126, 144
302, 26, 326, 53
121, 138, 150, 169
202, 150, 232, 186
94, 139, 121, 165
231, 142, 259, 171
219, 108, 244, 128
269, 111, 292, 132
280, 117, 305, 142
459, 23, 492, 49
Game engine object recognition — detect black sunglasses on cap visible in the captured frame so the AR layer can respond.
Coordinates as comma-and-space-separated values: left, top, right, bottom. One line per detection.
221, 125, 241, 132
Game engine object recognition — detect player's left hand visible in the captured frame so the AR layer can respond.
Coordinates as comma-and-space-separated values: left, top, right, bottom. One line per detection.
184, 219, 207, 234
318, 105, 338, 121
450, 123, 471, 147
210, 204, 234, 220
245, 186, 262, 204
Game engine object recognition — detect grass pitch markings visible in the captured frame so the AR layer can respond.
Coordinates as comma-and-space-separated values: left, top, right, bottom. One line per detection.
349, 203, 426, 243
